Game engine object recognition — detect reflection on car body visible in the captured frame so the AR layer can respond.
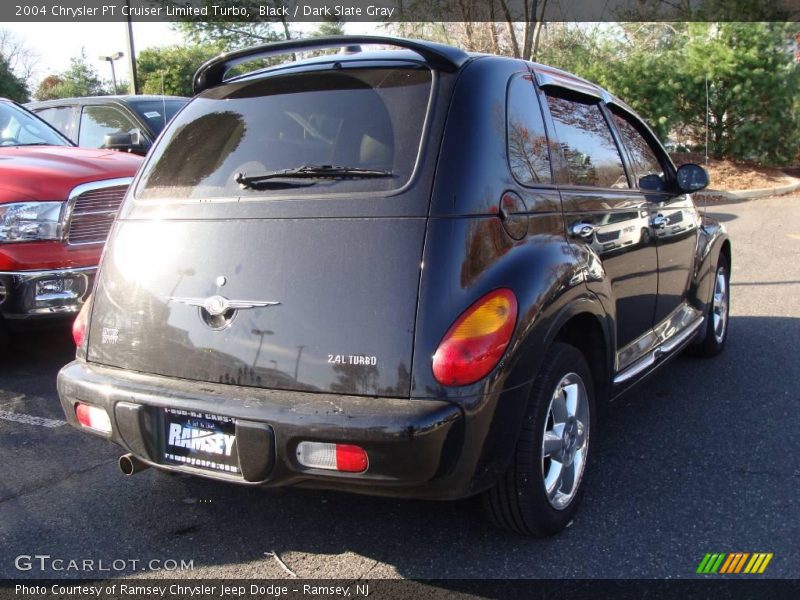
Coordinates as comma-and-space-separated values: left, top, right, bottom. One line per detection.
590, 210, 652, 254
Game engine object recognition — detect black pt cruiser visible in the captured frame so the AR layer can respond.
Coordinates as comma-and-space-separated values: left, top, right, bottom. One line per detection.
58, 36, 731, 536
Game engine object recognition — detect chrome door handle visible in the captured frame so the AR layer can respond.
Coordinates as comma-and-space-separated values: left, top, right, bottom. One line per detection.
652, 214, 668, 229
571, 223, 596, 239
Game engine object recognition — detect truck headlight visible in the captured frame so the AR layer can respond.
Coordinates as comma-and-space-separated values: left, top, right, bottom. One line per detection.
0, 202, 63, 243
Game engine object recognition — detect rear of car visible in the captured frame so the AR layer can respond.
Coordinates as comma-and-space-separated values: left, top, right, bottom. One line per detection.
56, 37, 730, 538
58, 42, 473, 494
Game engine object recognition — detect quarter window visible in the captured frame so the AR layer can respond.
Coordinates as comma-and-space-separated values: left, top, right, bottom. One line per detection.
35, 106, 76, 140
79, 106, 138, 148
546, 94, 628, 189
506, 75, 551, 185
612, 112, 664, 185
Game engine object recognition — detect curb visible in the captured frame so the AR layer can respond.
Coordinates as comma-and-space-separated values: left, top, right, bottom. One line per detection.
694, 177, 800, 204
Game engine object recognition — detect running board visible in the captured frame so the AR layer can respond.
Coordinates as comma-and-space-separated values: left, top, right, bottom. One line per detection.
613, 316, 704, 385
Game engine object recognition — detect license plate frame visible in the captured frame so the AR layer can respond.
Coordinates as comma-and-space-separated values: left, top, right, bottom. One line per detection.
162, 408, 240, 475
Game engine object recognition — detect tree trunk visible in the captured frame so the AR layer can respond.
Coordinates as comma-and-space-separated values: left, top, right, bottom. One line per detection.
498, 0, 521, 58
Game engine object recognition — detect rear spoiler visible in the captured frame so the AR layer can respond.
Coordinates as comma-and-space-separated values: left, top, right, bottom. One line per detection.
193, 35, 470, 94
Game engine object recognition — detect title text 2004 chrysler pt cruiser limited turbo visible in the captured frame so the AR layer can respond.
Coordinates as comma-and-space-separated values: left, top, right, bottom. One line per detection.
58, 36, 731, 536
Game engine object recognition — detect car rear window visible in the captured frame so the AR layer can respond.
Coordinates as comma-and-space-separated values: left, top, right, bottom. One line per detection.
136, 67, 432, 200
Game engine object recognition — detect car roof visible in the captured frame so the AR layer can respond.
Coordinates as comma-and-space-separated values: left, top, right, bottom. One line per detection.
221, 44, 629, 111
193, 36, 640, 121
221, 48, 463, 87
193, 35, 472, 92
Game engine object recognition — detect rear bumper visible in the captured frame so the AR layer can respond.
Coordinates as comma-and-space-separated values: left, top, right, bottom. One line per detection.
0, 266, 95, 319
57, 360, 481, 499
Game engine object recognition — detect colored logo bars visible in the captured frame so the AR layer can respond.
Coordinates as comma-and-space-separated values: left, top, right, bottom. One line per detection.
697, 552, 773, 574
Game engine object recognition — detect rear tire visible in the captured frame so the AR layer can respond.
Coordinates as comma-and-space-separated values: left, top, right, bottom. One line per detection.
483, 343, 595, 536
693, 259, 730, 357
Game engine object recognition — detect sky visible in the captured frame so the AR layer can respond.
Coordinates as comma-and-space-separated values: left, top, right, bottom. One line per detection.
2, 22, 182, 87
1, 21, 377, 90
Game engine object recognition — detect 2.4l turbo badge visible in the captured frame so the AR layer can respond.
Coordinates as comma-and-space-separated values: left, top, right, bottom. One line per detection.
328, 354, 378, 366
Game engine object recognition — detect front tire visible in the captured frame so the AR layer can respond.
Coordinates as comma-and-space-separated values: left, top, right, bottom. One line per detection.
483, 343, 595, 536
694, 259, 730, 357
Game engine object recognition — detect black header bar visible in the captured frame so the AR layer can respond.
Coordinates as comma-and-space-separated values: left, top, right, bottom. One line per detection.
5, 0, 800, 22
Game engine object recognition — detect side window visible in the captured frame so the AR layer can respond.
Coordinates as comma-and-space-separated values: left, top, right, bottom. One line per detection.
506, 75, 552, 185
612, 111, 664, 186
546, 93, 629, 189
79, 106, 138, 148
36, 107, 75, 140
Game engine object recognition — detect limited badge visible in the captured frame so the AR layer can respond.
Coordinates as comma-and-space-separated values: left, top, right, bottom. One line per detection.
101, 327, 119, 344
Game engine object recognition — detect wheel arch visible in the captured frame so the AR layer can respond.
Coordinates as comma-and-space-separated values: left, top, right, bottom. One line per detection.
690, 217, 732, 340
550, 308, 612, 405
719, 238, 732, 270
469, 291, 612, 494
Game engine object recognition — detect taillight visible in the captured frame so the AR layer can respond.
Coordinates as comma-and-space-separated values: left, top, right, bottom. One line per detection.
432, 288, 518, 386
296, 442, 369, 473
72, 296, 91, 347
75, 402, 112, 434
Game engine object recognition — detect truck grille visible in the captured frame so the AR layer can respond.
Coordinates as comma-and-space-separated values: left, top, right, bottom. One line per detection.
595, 230, 621, 243
66, 182, 130, 245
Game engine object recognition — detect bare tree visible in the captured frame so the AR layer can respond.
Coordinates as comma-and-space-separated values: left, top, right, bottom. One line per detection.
388, 0, 552, 60
0, 28, 39, 84
495, 0, 550, 60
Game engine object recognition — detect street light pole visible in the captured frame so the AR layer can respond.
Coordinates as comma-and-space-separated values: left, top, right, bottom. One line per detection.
108, 60, 117, 94
98, 52, 124, 94
124, 0, 139, 94
251, 329, 274, 368
294, 345, 305, 382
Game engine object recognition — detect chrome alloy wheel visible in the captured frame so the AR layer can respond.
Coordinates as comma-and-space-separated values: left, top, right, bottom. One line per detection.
712, 266, 729, 343
541, 373, 590, 510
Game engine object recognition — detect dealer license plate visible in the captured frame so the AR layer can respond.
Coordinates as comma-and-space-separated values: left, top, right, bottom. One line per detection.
163, 408, 239, 474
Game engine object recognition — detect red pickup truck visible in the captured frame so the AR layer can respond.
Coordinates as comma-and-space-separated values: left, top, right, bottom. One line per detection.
0, 99, 142, 343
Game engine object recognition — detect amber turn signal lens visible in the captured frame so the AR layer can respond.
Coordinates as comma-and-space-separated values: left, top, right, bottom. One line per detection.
432, 288, 518, 386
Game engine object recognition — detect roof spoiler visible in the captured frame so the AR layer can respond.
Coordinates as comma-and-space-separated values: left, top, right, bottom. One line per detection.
192, 35, 469, 94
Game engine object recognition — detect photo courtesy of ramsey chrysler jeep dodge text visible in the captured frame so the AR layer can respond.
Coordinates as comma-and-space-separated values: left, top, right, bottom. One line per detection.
57, 36, 731, 536
0, 99, 142, 346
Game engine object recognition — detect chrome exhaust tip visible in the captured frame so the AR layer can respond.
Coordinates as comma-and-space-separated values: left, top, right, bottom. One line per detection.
118, 453, 149, 476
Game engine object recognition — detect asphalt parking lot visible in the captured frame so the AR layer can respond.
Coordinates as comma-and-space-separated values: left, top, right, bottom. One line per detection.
1, 195, 798, 580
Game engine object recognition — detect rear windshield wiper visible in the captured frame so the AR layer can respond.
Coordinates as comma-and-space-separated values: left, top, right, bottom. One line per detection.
236, 165, 393, 190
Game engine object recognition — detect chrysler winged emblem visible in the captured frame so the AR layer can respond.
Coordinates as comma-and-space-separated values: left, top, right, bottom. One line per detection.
168, 295, 280, 316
